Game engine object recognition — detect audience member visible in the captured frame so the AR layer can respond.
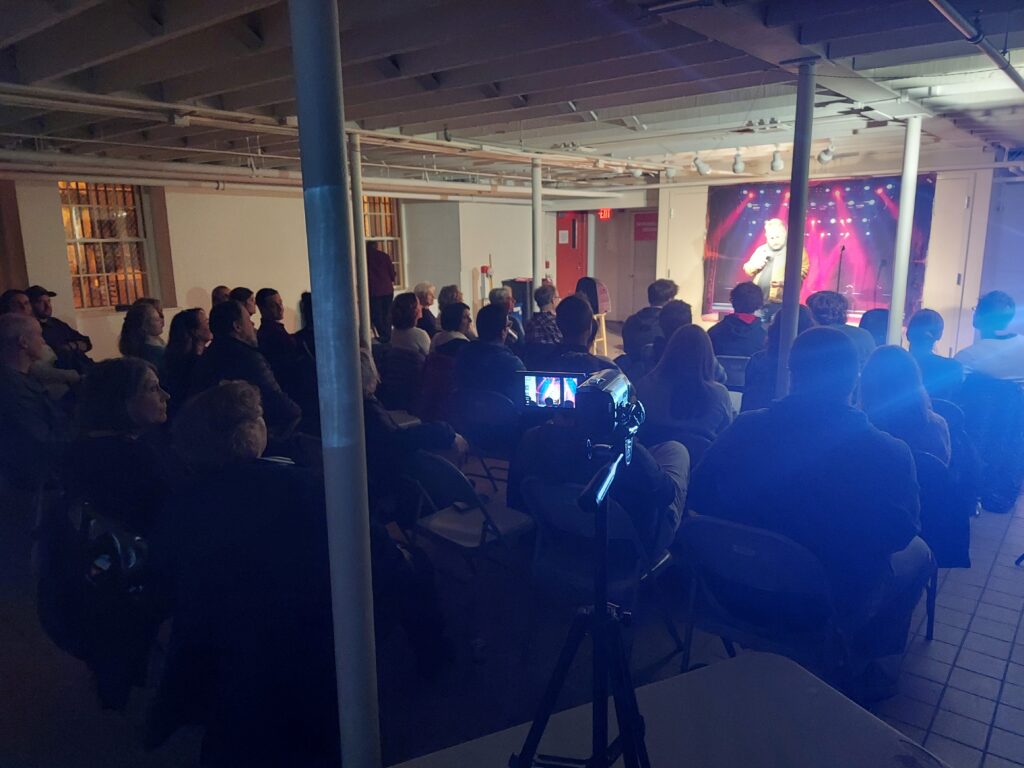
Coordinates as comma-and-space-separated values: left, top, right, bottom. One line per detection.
368, 242, 397, 342
118, 300, 166, 373
861, 345, 951, 464
646, 299, 693, 368
527, 294, 617, 376
255, 287, 296, 366
430, 301, 472, 355
489, 286, 525, 355
210, 285, 231, 307
907, 309, 964, 400
0, 289, 80, 400
574, 277, 605, 316
0, 288, 30, 315
27, 285, 93, 373
707, 281, 767, 357
622, 278, 678, 358
229, 287, 256, 317
190, 300, 301, 440
163, 308, 211, 417
437, 284, 463, 311
955, 290, 1024, 383
807, 290, 876, 366
390, 292, 431, 357
741, 305, 815, 411
414, 282, 438, 337
859, 308, 890, 347
0, 314, 68, 488
455, 303, 524, 404
295, 291, 316, 360
691, 327, 929, 659
637, 325, 734, 446
525, 284, 562, 346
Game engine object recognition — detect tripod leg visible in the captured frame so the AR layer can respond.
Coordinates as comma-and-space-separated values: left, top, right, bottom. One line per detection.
608, 621, 651, 768
511, 611, 591, 768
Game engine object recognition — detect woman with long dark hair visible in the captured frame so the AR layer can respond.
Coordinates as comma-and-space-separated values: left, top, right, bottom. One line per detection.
741, 305, 815, 411
637, 324, 733, 445
118, 300, 166, 373
163, 308, 211, 417
861, 345, 950, 464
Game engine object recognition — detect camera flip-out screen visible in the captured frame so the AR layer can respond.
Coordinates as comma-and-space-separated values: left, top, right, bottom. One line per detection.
521, 372, 584, 409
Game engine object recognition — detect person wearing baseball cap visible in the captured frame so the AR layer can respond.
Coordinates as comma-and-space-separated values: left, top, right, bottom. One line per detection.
26, 285, 94, 373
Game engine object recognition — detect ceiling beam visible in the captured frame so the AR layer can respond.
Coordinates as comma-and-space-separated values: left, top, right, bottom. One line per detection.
0, 0, 106, 49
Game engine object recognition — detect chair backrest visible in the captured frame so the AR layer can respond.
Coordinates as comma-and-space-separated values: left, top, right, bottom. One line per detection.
415, 353, 457, 422
915, 450, 971, 568
405, 450, 482, 512
677, 516, 834, 633
717, 355, 750, 392
521, 477, 643, 546
957, 374, 1024, 512
447, 389, 520, 453
376, 346, 424, 411
931, 398, 965, 433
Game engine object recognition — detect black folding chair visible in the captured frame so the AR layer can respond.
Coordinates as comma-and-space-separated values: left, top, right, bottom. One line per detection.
446, 389, 520, 491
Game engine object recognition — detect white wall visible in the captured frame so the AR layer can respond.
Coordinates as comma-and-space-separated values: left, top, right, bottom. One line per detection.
657, 186, 711, 327
16, 181, 75, 321
980, 180, 1024, 335
402, 201, 461, 295
458, 202, 532, 304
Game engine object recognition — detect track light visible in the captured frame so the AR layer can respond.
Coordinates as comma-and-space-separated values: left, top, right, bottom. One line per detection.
665, 167, 678, 179
770, 150, 784, 172
731, 152, 745, 174
817, 142, 835, 165
693, 156, 712, 176
631, 168, 644, 178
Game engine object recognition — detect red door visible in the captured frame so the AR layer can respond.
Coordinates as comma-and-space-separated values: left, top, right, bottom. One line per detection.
556, 212, 588, 296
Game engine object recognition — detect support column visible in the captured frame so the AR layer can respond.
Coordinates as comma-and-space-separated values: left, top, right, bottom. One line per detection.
349, 132, 372, 347
886, 115, 923, 345
532, 158, 544, 290
775, 58, 817, 398
286, 3, 381, 768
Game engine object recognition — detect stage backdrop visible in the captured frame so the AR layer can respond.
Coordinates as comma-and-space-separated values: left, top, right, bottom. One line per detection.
703, 174, 937, 316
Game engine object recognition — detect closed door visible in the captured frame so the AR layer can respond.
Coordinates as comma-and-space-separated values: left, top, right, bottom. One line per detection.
556, 212, 588, 295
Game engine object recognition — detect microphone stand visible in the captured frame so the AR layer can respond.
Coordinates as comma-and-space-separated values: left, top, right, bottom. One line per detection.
835, 245, 845, 293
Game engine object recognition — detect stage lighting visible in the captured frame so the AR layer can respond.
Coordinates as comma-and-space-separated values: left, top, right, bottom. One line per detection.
770, 150, 784, 172
732, 152, 745, 174
693, 156, 712, 176
665, 167, 678, 179
817, 143, 835, 165
631, 168, 644, 178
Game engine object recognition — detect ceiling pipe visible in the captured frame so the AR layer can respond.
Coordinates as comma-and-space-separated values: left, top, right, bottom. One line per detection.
926, 0, 1024, 94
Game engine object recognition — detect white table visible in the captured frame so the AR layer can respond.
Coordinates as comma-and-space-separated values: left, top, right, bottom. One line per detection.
394, 652, 947, 768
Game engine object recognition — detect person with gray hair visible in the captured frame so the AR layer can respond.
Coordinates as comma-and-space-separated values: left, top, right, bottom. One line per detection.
489, 285, 525, 355
414, 281, 438, 337
525, 283, 562, 346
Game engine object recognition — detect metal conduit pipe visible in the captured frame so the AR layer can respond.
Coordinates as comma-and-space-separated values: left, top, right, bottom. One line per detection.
927, 0, 1024, 94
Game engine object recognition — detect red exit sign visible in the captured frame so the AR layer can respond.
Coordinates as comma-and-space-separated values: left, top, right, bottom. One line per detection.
597, 208, 613, 220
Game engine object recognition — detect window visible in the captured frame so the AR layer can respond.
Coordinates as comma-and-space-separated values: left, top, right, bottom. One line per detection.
362, 196, 404, 287
59, 181, 150, 309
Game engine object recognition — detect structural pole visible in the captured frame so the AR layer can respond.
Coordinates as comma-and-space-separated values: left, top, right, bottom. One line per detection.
886, 115, 923, 345
532, 158, 544, 290
775, 58, 818, 398
349, 132, 372, 347
286, 2, 381, 767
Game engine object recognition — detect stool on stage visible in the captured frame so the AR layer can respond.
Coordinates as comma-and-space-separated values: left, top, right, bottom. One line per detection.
592, 313, 608, 358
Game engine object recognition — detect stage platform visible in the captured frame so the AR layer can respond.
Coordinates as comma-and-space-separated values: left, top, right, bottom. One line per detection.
394, 652, 948, 768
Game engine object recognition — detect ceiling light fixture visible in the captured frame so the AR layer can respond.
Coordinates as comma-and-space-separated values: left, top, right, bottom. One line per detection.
817, 142, 835, 165
732, 151, 745, 174
770, 149, 784, 172
665, 167, 678, 179
693, 155, 712, 176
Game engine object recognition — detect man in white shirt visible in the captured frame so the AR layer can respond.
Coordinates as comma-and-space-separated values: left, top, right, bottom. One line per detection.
742, 218, 809, 304
955, 291, 1024, 384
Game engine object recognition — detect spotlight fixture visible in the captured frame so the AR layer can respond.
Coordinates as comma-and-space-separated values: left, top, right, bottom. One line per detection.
693, 155, 712, 176
631, 168, 644, 179
731, 151, 745, 174
665, 167, 678, 179
817, 142, 835, 165
770, 150, 784, 172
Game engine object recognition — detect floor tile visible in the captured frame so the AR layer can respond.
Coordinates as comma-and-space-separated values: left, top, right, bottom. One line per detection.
984, 591, 1024, 611
1013, 645, 1024, 666
1008, 665, 1024, 687
1003, 682, 1024, 710
976, 603, 1023, 627
937, 608, 977, 629
878, 715, 927, 744
996, 704, 1024, 737
949, 667, 1003, 700
949, 569, 992, 588
924, 733, 983, 768
988, 578, 1024, 599
957, 649, 1010, 680
901, 672, 945, 706
966, 633, 1014, 660
931, 709, 990, 749
874, 694, 936, 730
945, 583, 986, 601
941, 593, 985, 614
972, 617, 1018, 642
903, 653, 953, 684
907, 637, 961, 665
931, 623, 970, 645
941, 688, 998, 723
983, 755, 1024, 767
989, 729, 1024, 764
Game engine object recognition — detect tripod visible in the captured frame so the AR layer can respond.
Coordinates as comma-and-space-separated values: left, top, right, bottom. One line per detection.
510, 446, 650, 768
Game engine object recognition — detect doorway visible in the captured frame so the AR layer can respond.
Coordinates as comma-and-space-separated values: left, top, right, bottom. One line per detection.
593, 209, 659, 321
555, 212, 588, 296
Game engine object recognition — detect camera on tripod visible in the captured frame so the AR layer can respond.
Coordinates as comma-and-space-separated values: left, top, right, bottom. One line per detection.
576, 369, 645, 462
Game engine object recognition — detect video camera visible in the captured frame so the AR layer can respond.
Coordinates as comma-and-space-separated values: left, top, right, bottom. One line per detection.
576, 369, 645, 458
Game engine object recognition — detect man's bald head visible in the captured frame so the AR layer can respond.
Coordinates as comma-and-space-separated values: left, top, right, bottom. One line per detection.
0, 313, 45, 370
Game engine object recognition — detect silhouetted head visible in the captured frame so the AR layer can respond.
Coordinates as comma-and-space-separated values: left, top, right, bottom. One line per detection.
973, 291, 1016, 337
556, 294, 596, 348
437, 284, 462, 310
390, 292, 421, 330
210, 299, 256, 346
476, 303, 510, 344
534, 284, 557, 311
730, 281, 764, 314
907, 309, 944, 352
255, 288, 284, 322
174, 381, 267, 467
860, 344, 931, 432
658, 299, 692, 338
858, 308, 889, 347
766, 305, 815, 356
807, 291, 848, 326
647, 279, 678, 307
78, 357, 168, 435
229, 287, 256, 316
788, 326, 859, 402
211, 285, 231, 306
440, 302, 472, 335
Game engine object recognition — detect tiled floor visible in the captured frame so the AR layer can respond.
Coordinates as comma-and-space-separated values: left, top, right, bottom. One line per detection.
870, 503, 1024, 768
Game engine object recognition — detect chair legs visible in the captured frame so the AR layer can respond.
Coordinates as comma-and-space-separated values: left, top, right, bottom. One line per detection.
925, 569, 937, 641
722, 638, 737, 658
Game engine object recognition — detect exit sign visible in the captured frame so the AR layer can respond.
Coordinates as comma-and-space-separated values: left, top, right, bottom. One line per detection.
597, 208, 613, 220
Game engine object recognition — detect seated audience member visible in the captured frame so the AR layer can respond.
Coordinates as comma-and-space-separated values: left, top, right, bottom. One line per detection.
622, 278, 678, 358
390, 292, 431, 357
525, 284, 562, 346
807, 290, 876, 366
163, 308, 211, 418
690, 327, 929, 658
859, 308, 890, 348
955, 290, 1024, 383
742, 305, 815, 411
295, 291, 316, 360
490, 286, 525, 355
528, 294, 617, 376
211, 285, 231, 307
455, 303, 525, 403
574, 277, 605, 316
27, 285, 93, 372
190, 300, 301, 440
861, 345, 951, 464
414, 282, 438, 337
637, 325, 734, 446
646, 299, 693, 369
430, 301, 473, 355
708, 281, 767, 358
0, 289, 79, 400
437, 284, 463, 310
907, 309, 964, 400
229, 286, 256, 317
255, 287, 296, 367
118, 300, 166, 373
509, 402, 690, 560
0, 314, 68, 488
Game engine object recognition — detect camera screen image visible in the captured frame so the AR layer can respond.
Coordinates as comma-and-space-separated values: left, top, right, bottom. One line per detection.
522, 372, 581, 409
563, 376, 579, 406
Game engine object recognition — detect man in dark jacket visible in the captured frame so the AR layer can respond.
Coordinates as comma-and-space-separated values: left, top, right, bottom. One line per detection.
708, 281, 767, 357
690, 327, 930, 654
621, 279, 677, 358
367, 243, 396, 343
527, 295, 617, 376
255, 288, 296, 367
455, 303, 524, 404
27, 285, 93, 372
191, 300, 301, 439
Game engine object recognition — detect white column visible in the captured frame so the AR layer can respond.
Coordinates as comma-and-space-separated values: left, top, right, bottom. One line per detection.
886, 115, 923, 346
349, 132, 372, 347
532, 158, 544, 289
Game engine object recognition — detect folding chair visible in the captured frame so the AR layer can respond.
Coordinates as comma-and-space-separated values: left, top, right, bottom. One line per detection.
445, 389, 520, 491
